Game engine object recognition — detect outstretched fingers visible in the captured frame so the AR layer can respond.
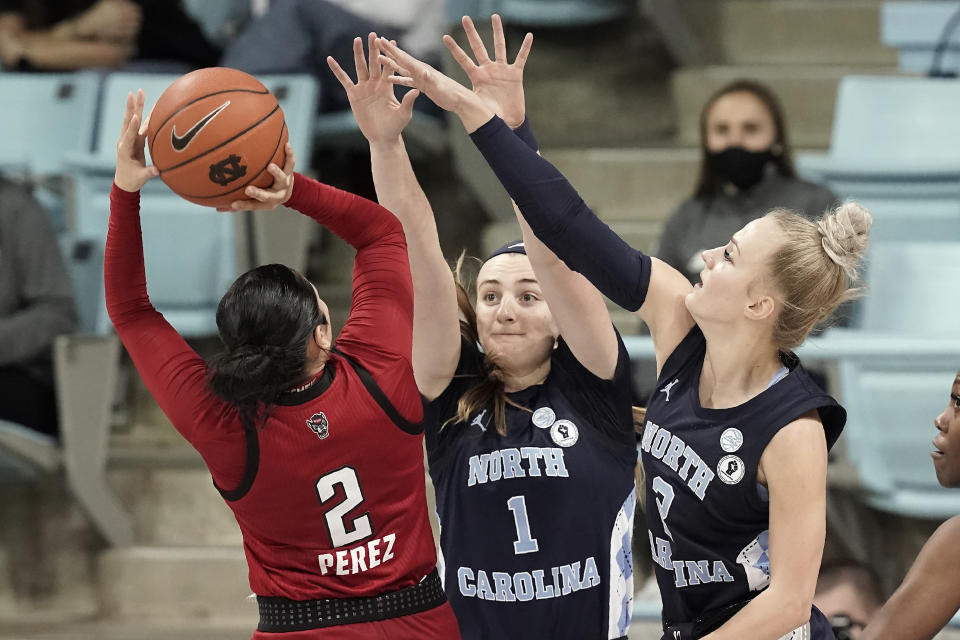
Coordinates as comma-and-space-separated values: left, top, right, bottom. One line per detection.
352, 37, 369, 82
367, 32, 380, 80
514, 32, 533, 69
399, 88, 420, 116
327, 56, 355, 90
462, 16, 491, 64
491, 14, 507, 62
377, 37, 415, 68
377, 55, 415, 86
443, 34, 477, 75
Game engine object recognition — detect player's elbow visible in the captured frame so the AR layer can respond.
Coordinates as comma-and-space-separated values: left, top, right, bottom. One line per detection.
777, 593, 814, 632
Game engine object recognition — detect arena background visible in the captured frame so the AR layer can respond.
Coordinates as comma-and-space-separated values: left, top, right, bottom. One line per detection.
0, 0, 958, 638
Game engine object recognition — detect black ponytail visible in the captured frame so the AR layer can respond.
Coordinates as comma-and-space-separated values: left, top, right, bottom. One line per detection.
207, 264, 326, 430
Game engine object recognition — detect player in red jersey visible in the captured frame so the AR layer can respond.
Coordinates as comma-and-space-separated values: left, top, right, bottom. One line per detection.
107, 89, 460, 639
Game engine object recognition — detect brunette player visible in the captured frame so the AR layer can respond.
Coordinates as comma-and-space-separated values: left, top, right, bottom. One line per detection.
107, 89, 459, 639
329, 30, 637, 639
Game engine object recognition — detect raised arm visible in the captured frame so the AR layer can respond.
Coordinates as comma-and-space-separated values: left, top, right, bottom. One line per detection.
325, 34, 459, 400
862, 516, 960, 640
441, 16, 619, 378
378, 32, 694, 369
702, 412, 828, 640
108, 91, 246, 486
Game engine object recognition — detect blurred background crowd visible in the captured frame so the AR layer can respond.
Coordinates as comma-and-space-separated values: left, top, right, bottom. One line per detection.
0, 0, 957, 638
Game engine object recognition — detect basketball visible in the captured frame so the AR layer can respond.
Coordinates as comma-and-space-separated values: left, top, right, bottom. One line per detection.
146, 67, 288, 208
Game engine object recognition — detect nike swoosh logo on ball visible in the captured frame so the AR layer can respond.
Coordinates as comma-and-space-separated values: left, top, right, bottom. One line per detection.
170, 100, 231, 151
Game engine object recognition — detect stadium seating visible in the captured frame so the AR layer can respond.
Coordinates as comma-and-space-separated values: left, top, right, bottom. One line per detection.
796, 75, 960, 244
859, 242, 959, 335
446, 0, 632, 26
837, 356, 960, 519
0, 72, 99, 176
883, 1, 960, 74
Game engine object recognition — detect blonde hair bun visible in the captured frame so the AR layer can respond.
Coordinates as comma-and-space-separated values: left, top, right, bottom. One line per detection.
817, 201, 872, 281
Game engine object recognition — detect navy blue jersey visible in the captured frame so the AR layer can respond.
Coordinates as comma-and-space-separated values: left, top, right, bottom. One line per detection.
640, 326, 845, 636
425, 333, 638, 640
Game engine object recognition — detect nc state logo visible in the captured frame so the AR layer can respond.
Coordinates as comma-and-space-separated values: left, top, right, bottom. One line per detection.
306, 412, 329, 440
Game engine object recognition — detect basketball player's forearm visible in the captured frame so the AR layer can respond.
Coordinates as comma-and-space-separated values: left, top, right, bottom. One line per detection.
700, 589, 812, 640
105, 186, 154, 326
368, 139, 460, 377
286, 173, 403, 251
469, 115, 651, 311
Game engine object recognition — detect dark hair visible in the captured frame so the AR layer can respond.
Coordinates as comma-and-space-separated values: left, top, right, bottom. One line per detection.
694, 79, 796, 199
444, 253, 530, 435
206, 264, 326, 430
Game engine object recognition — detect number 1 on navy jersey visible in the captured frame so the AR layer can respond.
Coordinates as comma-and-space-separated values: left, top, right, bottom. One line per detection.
507, 495, 539, 554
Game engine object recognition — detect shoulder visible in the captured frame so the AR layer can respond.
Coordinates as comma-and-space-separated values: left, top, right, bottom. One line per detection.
424, 336, 483, 410
928, 515, 960, 558
758, 364, 845, 449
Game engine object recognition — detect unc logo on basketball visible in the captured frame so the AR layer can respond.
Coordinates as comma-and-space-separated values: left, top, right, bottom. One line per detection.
306, 412, 329, 440
209, 154, 247, 186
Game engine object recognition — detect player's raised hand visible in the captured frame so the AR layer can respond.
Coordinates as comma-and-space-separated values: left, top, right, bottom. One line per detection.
220, 143, 295, 211
114, 89, 159, 192
327, 33, 420, 146
444, 15, 532, 129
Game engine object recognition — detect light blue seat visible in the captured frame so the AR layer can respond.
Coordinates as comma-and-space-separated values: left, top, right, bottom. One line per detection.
446, 0, 631, 26
497, 0, 632, 26
0, 72, 99, 176
860, 241, 960, 334
797, 75, 960, 243
882, 1, 960, 74
836, 357, 960, 519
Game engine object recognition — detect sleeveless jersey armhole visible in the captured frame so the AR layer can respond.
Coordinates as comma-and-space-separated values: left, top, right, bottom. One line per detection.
334, 348, 424, 435
214, 425, 260, 502
657, 325, 706, 386
552, 328, 637, 452
422, 336, 484, 475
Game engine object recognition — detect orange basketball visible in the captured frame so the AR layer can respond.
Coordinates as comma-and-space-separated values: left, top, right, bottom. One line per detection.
147, 67, 288, 208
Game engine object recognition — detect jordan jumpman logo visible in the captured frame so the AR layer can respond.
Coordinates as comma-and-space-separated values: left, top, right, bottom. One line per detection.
660, 379, 680, 402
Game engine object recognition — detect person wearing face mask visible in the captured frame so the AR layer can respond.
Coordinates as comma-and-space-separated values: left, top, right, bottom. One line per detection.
656, 80, 837, 285
328, 26, 639, 639
860, 370, 960, 640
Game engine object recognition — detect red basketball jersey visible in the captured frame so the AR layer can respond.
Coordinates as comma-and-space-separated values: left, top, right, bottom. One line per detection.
224, 349, 437, 598
106, 175, 437, 601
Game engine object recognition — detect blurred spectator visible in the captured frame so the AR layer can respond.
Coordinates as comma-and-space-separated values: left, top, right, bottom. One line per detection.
656, 79, 837, 284
861, 369, 960, 640
813, 559, 883, 639
221, 0, 437, 113
324, 0, 446, 60
0, 177, 76, 437
0, 0, 220, 73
